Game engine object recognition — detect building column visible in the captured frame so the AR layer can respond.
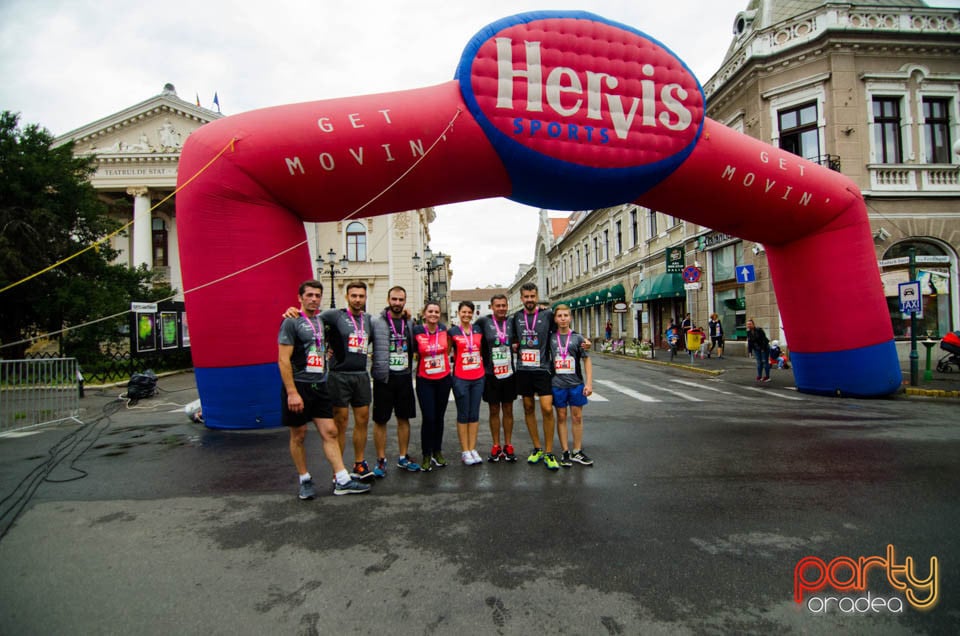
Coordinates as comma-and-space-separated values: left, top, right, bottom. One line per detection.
127, 186, 152, 270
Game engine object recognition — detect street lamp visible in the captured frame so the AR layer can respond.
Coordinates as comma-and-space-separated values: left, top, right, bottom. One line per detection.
315, 248, 348, 308
412, 245, 445, 305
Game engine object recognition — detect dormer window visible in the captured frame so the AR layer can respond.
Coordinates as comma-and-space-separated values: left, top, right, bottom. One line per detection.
734, 10, 756, 36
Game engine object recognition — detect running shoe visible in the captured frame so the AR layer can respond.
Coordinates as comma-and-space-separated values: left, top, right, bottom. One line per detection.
560, 450, 573, 468
397, 456, 421, 472
527, 448, 543, 464
488, 444, 502, 463
504, 444, 517, 462
333, 479, 371, 495
462, 451, 474, 465
351, 460, 375, 482
421, 456, 433, 472
470, 449, 483, 464
571, 450, 594, 466
762, 377, 771, 383
373, 458, 387, 478
543, 453, 560, 471
298, 478, 316, 500
432, 453, 447, 468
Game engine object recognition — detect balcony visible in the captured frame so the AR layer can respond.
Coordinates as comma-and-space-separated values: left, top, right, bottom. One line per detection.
869, 164, 960, 193
811, 154, 841, 172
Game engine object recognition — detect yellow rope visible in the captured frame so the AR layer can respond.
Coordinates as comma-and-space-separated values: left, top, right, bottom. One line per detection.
1, 106, 459, 350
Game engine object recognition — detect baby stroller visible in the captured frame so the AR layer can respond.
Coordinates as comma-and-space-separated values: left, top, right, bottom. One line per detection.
936, 330, 960, 373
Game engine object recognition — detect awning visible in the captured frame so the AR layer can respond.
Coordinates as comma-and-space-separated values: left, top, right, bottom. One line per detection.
632, 272, 685, 303
606, 283, 626, 302
584, 288, 607, 307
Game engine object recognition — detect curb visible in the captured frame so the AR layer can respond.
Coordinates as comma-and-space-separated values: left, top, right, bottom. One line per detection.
903, 387, 960, 399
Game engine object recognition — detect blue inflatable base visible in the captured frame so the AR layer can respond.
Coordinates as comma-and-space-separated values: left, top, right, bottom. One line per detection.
195, 363, 282, 429
792, 339, 902, 397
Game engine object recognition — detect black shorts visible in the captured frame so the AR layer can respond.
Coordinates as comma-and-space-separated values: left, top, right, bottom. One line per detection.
483, 374, 518, 404
282, 381, 334, 427
515, 371, 552, 397
328, 371, 372, 408
372, 374, 417, 423
711, 336, 724, 347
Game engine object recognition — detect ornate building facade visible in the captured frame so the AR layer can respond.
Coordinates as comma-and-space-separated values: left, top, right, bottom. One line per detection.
512, 0, 959, 356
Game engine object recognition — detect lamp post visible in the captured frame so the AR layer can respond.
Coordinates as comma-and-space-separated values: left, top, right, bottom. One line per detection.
315, 248, 348, 308
412, 245, 446, 310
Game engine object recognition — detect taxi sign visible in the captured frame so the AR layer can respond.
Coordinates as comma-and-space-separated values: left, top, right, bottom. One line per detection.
898, 281, 922, 316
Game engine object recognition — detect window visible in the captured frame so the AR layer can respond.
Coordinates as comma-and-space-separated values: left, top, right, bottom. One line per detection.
778, 102, 820, 161
712, 243, 747, 339
923, 98, 952, 164
615, 220, 623, 255
603, 229, 610, 261
883, 241, 952, 338
593, 237, 599, 264
630, 209, 639, 247
583, 242, 589, 272
647, 210, 658, 239
346, 221, 367, 261
569, 255, 574, 279
152, 217, 168, 267
576, 248, 581, 276
872, 97, 903, 164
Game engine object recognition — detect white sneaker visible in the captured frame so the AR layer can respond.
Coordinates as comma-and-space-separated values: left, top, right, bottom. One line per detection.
470, 449, 482, 464
461, 451, 472, 465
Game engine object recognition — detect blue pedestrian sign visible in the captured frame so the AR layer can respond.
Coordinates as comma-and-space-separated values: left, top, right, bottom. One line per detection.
736, 265, 756, 283
898, 281, 922, 316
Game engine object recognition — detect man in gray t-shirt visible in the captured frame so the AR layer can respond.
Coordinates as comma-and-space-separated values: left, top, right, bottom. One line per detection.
320, 281, 376, 482
278, 280, 369, 498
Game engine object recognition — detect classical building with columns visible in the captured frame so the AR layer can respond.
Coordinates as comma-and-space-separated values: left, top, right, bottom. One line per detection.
53, 83, 442, 310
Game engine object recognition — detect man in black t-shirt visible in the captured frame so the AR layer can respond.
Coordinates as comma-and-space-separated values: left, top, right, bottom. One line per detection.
475, 293, 517, 462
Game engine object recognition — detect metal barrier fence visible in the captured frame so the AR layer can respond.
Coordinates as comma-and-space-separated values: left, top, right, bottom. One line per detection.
0, 358, 82, 435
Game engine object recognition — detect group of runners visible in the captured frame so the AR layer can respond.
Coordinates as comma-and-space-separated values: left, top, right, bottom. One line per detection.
278, 280, 593, 499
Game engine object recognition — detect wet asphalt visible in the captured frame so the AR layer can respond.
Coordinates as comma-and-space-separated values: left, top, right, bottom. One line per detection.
1, 356, 958, 635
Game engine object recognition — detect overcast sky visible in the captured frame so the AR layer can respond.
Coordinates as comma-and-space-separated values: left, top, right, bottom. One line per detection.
2, 0, 956, 288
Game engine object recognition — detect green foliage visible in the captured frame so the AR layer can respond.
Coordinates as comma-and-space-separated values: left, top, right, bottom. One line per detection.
0, 111, 169, 361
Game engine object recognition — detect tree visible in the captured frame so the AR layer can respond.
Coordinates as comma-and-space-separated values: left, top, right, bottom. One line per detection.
0, 111, 170, 361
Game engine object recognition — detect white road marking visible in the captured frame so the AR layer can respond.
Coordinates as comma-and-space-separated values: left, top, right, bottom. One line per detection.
594, 379, 661, 402
631, 379, 704, 402
741, 386, 805, 400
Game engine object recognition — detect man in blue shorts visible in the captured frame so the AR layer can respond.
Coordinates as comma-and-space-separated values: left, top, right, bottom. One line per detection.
278, 280, 370, 498
549, 304, 594, 467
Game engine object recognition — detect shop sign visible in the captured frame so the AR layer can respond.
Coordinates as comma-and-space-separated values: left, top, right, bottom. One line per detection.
665, 247, 684, 273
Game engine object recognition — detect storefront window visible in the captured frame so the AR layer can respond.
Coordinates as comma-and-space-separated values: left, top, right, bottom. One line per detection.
712, 243, 746, 339
882, 241, 952, 338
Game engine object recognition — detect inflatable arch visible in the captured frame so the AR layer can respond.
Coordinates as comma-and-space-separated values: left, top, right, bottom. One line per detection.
176, 11, 902, 429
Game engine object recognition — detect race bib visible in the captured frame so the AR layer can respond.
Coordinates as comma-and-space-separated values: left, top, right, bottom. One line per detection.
460, 351, 481, 371
347, 333, 367, 354
491, 346, 513, 379
424, 355, 446, 375
306, 344, 325, 374
520, 349, 541, 368
554, 357, 574, 374
389, 352, 408, 372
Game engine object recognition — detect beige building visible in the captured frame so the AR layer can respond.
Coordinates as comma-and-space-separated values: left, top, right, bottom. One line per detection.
513, 0, 959, 356
54, 84, 443, 313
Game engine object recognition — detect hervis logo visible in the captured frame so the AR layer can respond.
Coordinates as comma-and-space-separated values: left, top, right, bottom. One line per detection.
456, 11, 705, 209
